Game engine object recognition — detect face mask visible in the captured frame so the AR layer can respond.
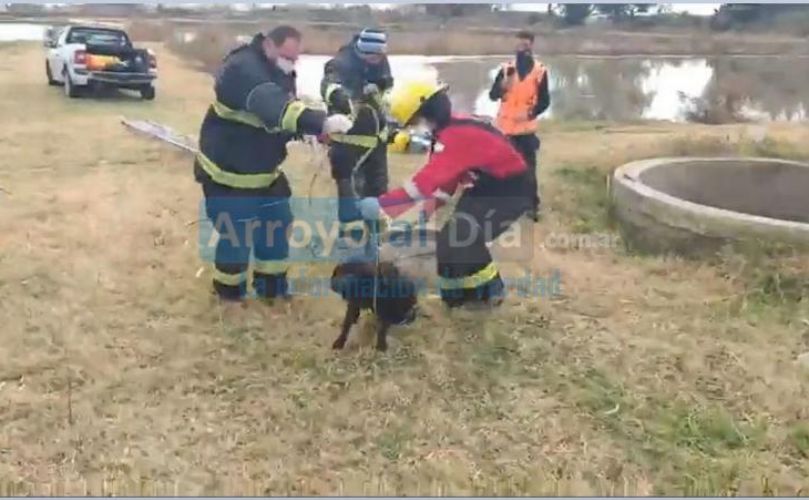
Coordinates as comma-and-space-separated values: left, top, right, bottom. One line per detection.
419, 119, 441, 136
276, 56, 296, 75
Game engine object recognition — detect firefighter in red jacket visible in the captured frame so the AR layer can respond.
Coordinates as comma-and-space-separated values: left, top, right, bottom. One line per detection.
357, 81, 532, 308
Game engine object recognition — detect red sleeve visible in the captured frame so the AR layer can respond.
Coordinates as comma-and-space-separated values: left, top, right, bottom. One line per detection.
378, 188, 447, 220
408, 134, 475, 199
378, 128, 479, 218
378, 187, 417, 218
418, 179, 457, 221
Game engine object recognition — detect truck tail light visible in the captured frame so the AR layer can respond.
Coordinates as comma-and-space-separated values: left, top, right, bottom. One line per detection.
73, 50, 87, 65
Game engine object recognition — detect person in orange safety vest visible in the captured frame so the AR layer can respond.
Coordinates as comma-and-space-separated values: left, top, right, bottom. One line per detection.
489, 30, 550, 222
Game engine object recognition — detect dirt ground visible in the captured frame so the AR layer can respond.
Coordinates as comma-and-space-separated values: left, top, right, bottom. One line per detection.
1, 42, 808, 495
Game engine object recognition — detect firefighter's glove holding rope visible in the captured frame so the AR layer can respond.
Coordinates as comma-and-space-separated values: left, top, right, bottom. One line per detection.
319, 114, 354, 144
363, 83, 380, 97
364, 82, 389, 109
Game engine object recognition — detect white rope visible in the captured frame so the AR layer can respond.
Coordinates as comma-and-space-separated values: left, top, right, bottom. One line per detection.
372, 224, 381, 315
306, 137, 327, 258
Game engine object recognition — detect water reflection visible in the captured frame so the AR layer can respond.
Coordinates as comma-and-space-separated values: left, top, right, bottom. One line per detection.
291, 54, 809, 123
642, 59, 713, 121
0, 22, 45, 42
693, 57, 809, 122
2, 21, 808, 123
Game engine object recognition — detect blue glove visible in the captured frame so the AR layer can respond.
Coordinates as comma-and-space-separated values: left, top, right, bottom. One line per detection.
338, 197, 363, 223
357, 197, 382, 221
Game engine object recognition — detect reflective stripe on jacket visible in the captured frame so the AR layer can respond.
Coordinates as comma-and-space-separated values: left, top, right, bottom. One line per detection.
195, 34, 297, 190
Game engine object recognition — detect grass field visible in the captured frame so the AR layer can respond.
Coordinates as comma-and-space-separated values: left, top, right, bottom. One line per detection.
1, 41, 808, 495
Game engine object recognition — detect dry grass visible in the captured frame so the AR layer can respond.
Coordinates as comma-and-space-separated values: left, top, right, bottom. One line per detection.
126, 20, 176, 43
1, 42, 809, 495
159, 25, 516, 72
163, 24, 244, 73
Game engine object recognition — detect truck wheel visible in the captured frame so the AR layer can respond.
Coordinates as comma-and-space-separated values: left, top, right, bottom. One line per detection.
46, 62, 58, 86
63, 69, 80, 98
140, 85, 156, 101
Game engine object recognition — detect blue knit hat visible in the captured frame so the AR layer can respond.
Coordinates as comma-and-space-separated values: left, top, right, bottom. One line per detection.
355, 28, 387, 55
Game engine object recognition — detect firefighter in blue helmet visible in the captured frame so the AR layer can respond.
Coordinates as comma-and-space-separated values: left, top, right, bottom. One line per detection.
195, 25, 353, 302
320, 28, 394, 237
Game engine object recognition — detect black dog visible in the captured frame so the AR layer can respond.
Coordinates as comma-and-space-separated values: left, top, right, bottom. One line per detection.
330, 260, 419, 351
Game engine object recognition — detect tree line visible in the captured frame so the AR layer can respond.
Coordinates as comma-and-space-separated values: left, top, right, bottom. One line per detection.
6, 2, 809, 34
556, 3, 809, 29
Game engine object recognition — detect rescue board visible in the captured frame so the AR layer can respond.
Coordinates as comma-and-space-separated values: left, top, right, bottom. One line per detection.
120, 117, 198, 154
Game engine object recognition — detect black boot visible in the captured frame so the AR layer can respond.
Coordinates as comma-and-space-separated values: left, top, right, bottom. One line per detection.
440, 274, 505, 310
254, 272, 290, 300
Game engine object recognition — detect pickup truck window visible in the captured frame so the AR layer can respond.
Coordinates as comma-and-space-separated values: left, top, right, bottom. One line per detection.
67, 28, 130, 47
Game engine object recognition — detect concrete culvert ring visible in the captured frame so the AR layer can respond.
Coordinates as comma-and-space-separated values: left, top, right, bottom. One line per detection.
610, 157, 809, 256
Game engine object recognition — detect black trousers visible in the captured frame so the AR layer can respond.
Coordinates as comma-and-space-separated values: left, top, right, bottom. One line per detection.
354, 143, 388, 197
201, 175, 292, 300
436, 177, 531, 307
508, 133, 541, 210
329, 104, 389, 225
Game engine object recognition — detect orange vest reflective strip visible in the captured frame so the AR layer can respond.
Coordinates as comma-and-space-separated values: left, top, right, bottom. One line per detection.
495, 60, 546, 135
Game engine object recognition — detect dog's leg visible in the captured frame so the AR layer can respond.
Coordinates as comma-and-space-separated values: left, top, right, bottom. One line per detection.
375, 321, 391, 352
333, 302, 360, 350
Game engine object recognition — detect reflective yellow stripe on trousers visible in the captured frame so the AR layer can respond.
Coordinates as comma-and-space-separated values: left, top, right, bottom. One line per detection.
212, 268, 246, 287
439, 262, 499, 290
254, 259, 289, 275
196, 151, 283, 190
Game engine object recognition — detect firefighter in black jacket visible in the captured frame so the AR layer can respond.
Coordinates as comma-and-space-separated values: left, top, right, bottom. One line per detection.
196, 26, 353, 302
320, 28, 394, 235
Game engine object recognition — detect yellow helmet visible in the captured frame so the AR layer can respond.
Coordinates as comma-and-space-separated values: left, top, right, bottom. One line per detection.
389, 80, 448, 126
388, 131, 410, 154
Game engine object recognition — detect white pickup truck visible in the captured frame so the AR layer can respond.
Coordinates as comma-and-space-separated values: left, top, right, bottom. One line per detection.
44, 25, 157, 100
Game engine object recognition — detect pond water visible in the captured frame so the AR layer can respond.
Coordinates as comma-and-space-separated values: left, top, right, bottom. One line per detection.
0, 22, 46, 42
293, 53, 808, 123
3, 22, 807, 122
